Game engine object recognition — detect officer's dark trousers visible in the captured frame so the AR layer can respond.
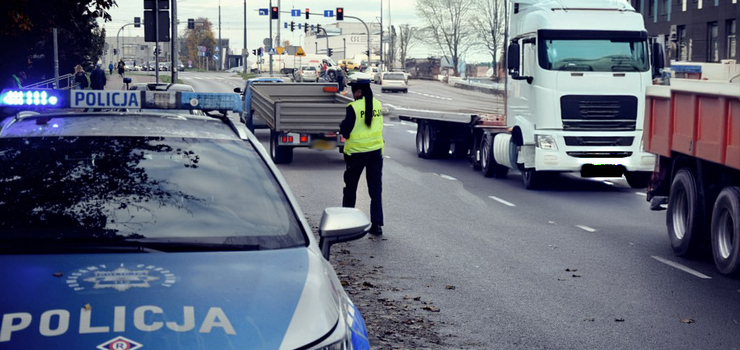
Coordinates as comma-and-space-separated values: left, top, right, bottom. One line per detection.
342, 149, 383, 225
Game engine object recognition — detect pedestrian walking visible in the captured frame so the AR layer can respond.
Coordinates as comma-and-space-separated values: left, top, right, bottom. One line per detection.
73, 65, 88, 89
108, 62, 114, 75
117, 60, 125, 77
339, 79, 385, 235
90, 64, 106, 90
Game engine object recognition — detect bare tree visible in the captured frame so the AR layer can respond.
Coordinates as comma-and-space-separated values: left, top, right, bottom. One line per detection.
397, 24, 420, 70
472, 0, 507, 77
416, 0, 475, 76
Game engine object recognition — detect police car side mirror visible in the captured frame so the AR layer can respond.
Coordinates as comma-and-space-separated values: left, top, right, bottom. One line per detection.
318, 207, 371, 260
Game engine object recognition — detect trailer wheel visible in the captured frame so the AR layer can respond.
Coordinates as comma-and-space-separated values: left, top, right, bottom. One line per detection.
270, 131, 294, 164
481, 135, 508, 178
711, 186, 740, 275
667, 168, 701, 256
625, 171, 651, 188
422, 122, 448, 159
471, 134, 482, 170
416, 121, 427, 158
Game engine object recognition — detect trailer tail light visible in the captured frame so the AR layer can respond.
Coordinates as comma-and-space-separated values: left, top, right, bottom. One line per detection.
300, 135, 309, 143
323, 87, 338, 93
281, 136, 294, 143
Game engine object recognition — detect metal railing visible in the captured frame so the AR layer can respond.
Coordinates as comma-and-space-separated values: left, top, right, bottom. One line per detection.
23, 73, 74, 89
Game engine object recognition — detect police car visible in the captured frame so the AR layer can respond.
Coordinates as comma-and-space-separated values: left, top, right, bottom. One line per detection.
0, 89, 371, 350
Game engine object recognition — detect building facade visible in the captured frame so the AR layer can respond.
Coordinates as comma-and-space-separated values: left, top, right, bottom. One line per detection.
302, 22, 382, 63
103, 36, 173, 68
632, 0, 739, 62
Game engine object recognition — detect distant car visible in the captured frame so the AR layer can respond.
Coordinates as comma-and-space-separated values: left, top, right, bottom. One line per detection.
338, 59, 359, 70
347, 72, 373, 83
294, 66, 319, 82
381, 72, 408, 93
367, 67, 381, 84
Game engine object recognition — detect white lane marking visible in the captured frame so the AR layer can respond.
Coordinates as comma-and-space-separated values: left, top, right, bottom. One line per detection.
488, 196, 516, 207
406, 130, 417, 134
439, 174, 457, 181
400, 121, 411, 126
652, 256, 712, 279
383, 123, 394, 126
575, 225, 596, 232
636, 192, 647, 196
384, 156, 391, 159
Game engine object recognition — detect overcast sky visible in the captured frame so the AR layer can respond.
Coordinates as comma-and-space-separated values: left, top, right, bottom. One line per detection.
99, 0, 453, 58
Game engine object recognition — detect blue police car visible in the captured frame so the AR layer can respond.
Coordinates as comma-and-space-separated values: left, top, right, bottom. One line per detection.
0, 89, 371, 350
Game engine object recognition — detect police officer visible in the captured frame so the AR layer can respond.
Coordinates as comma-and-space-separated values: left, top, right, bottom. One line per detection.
340, 79, 384, 235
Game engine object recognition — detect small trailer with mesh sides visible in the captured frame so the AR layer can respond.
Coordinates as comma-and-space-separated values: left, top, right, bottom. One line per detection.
239, 82, 353, 164
645, 79, 740, 275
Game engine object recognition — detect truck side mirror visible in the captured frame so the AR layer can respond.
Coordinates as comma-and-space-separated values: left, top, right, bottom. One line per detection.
652, 42, 665, 79
507, 42, 520, 72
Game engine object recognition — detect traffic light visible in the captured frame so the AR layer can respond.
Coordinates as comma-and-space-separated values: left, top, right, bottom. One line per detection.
304, 22, 309, 33
305, 8, 310, 19
144, 0, 170, 42
336, 7, 344, 20
271, 6, 279, 19
134, 17, 141, 28
290, 21, 295, 32
316, 24, 322, 34
327, 48, 333, 57
187, 18, 194, 29
365, 50, 370, 56
258, 47, 263, 56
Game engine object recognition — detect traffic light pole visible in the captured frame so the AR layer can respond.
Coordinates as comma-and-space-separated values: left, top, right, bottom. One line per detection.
269, 0, 273, 76
171, 0, 177, 82
154, 0, 160, 83
344, 15, 371, 70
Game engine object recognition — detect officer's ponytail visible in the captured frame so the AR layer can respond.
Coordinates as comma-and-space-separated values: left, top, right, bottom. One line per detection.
362, 85, 374, 127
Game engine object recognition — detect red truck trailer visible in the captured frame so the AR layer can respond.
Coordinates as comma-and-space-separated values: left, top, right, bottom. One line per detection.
644, 79, 740, 275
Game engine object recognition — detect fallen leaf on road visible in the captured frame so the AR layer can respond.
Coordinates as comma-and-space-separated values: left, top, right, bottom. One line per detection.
572, 274, 582, 278
557, 278, 567, 281
584, 318, 595, 322
413, 297, 421, 301
340, 280, 349, 286
363, 281, 376, 288
422, 306, 440, 312
445, 285, 456, 290
614, 318, 625, 322
566, 268, 578, 272
680, 318, 695, 324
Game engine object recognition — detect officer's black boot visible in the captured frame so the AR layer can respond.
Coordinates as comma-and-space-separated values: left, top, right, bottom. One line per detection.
369, 223, 383, 235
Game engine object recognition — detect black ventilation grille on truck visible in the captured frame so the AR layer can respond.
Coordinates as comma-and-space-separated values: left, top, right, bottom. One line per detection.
563, 136, 634, 147
560, 95, 638, 131
567, 151, 633, 158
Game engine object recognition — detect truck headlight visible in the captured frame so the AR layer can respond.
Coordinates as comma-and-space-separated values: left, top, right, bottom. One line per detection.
536, 135, 558, 150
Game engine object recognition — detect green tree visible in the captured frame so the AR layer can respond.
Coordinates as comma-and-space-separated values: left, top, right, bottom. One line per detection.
183, 18, 216, 70
0, 0, 116, 85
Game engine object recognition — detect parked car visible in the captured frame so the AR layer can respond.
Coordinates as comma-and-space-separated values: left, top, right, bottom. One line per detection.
380, 72, 408, 93
367, 67, 381, 84
294, 66, 319, 82
338, 59, 359, 70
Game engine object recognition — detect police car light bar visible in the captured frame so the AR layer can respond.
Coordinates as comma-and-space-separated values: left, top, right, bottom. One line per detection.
0, 89, 242, 113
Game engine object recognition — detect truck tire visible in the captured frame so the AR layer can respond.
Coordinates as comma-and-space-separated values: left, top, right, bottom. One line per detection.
422, 122, 448, 159
667, 168, 702, 256
270, 131, 293, 164
521, 168, 555, 190
625, 171, 651, 188
711, 186, 740, 276
481, 135, 508, 178
416, 121, 427, 158
471, 134, 482, 170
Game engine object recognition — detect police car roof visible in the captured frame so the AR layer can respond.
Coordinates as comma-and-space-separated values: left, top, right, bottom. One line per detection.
0, 112, 243, 140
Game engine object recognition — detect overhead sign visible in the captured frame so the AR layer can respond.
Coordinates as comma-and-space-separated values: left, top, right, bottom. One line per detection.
295, 47, 306, 56
276, 47, 285, 55
258, 8, 268, 16
291, 9, 301, 17
70, 91, 141, 109
323, 10, 333, 17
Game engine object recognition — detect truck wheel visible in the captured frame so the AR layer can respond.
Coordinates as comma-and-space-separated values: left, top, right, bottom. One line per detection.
711, 186, 740, 275
480, 135, 507, 178
471, 135, 482, 170
625, 171, 651, 188
422, 123, 447, 159
521, 168, 552, 190
270, 131, 293, 164
416, 121, 427, 158
667, 169, 701, 256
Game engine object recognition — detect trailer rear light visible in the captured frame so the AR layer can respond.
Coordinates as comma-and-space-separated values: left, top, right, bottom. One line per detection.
323, 87, 338, 93
326, 132, 337, 137
281, 136, 294, 143
300, 135, 309, 143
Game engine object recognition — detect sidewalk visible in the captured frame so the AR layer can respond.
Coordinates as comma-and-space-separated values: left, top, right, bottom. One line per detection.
104, 73, 159, 91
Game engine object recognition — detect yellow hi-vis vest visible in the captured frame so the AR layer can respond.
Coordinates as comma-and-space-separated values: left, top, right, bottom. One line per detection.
344, 97, 384, 155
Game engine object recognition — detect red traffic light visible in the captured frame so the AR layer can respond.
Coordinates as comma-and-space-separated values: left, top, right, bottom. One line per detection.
271, 6, 279, 19
305, 8, 310, 19
336, 7, 344, 20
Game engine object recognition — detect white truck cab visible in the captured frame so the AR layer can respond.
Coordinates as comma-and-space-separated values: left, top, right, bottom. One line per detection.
498, 0, 662, 189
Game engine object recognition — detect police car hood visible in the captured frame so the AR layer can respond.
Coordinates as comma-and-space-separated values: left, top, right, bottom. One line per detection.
0, 248, 342, 350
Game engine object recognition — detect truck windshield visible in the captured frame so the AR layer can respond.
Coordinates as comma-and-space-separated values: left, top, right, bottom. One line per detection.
538, 30, 649, 72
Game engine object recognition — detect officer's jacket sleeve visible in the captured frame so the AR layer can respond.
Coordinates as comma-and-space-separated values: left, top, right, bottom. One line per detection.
340, 106, 356, 139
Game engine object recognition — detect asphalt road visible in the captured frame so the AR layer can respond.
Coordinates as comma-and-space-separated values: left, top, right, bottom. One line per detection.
181, 72, 740, 350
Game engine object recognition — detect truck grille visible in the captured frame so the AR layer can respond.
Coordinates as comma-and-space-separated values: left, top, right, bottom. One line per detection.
563, 136, 634, 147
561, 95, 638, 131
567, 151, 633, 158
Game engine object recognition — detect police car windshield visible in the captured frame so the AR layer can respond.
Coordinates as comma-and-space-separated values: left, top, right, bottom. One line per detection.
0, 136, 305, 251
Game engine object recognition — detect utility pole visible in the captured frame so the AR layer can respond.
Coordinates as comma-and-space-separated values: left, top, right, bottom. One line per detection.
218, 0, 222, 71
388, 0, 392, 69
242, 0, 247, 73
171, 0, 178, 82
53, 28, 59, 89
269, 0, 273, 76
276, 0, 281, 50
380, 0, 383, 70
155, 0, 160, 83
